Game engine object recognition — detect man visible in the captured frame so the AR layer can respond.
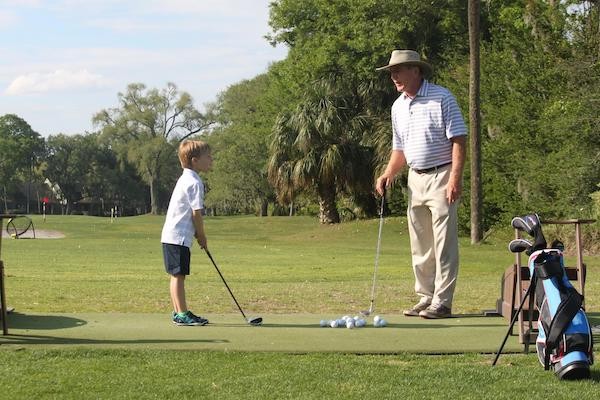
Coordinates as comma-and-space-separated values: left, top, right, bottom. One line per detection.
375, 50, 467, 319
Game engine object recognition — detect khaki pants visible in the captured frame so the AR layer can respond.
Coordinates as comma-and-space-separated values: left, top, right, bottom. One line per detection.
406, 164, 459, 309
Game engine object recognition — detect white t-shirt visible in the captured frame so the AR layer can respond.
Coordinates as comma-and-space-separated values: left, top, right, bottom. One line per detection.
160, 168, 204, 248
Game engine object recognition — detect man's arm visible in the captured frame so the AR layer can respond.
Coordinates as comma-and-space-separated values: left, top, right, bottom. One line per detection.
375, 150, 407, 196
447, 135, 466, 203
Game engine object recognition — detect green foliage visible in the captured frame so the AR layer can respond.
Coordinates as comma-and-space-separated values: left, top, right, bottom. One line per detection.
268, 76, 381, 223
204, 74, 282, 215
93, 82, 212, 214
0, 114, 45, 196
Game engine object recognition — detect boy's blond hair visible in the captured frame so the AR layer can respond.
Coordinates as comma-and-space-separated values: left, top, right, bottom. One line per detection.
178, 140, 211, 169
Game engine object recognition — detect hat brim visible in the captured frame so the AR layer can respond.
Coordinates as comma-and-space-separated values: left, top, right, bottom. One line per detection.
376, 61, 432, 76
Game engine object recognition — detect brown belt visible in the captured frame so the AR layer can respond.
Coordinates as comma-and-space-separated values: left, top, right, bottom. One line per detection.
412, 162, 452, 174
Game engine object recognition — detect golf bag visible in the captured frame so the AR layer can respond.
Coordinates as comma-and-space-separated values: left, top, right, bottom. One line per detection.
510, 214, 593, 380
528, 248, 594, 379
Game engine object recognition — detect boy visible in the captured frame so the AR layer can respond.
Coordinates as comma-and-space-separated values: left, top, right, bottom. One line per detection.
161, 140, 213, 326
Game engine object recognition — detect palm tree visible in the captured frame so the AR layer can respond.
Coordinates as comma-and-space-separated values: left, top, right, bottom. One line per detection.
267, 76, 375, 223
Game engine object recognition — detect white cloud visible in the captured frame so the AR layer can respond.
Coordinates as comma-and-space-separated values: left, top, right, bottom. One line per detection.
5, 69, 110, 95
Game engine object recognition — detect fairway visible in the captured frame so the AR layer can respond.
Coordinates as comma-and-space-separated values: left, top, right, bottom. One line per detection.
1, 215, 599, 399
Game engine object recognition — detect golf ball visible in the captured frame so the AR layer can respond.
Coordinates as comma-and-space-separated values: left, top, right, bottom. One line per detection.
330, 320, 339, 328
373, 315, 381, 324
337, 319, 346, 326
379, 319, 387, 327
355, 319, 366, 327
346, 319, 355, 329
320, 320, 329, 327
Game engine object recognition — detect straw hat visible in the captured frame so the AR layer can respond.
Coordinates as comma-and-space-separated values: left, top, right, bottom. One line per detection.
376, 49, 432, 76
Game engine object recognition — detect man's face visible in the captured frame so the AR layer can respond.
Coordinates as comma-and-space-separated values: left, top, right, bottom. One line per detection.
389, 64, 421, 93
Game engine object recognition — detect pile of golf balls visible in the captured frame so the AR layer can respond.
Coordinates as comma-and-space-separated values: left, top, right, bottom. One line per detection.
319, 315, 386, 328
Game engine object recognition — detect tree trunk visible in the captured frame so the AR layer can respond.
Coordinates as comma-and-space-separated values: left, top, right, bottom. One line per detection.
260, 198, 268, 217
150, 177, 159, 215
317, 183, 340, 224
469, 0, 483, 244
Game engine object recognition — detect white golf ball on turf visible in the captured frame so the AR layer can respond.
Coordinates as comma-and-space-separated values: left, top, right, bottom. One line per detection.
346, 319, 355, 329
373, 315, 381, 324
378, 319, 387, 327
330, 320, 339, 328
337, 319, 346, 327
355, 319, 366, 328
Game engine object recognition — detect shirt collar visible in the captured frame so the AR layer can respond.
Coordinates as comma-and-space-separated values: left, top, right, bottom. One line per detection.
182, 168, 200, 179
402, 79, 429, 100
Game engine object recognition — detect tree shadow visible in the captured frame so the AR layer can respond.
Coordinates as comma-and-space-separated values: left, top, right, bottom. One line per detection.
7, 312, 87, 330
1, 313, 228, 346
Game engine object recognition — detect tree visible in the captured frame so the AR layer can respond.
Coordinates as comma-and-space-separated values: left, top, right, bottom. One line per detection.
0, 114, 45, 212
267, 76, 375, 223
205, 74, 283, 216
93, 82, 212, 214
267, 0, 471, 218
469, 0, 483, 243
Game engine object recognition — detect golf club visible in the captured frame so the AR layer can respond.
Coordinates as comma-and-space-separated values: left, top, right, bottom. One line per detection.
205, 249, 262, 326
508, 238, 533, 254
361, 189, 386, 316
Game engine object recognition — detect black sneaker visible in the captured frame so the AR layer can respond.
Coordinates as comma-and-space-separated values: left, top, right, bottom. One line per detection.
187, 311, 209, 326
172, 311, 208, 326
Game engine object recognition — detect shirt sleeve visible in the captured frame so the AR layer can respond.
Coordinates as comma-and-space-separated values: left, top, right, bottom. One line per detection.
442, 93, 467, 139
187, 179, 204, 211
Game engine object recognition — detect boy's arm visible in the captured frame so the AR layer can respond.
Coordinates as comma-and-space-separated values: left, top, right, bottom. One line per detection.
192, 209, 207, 249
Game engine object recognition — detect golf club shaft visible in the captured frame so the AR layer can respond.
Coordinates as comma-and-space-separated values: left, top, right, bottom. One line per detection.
205, 249, 248, 320
367, 192, 386, 312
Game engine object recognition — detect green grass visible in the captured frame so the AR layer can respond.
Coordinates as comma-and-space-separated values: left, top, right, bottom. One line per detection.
1, 214, 599, 398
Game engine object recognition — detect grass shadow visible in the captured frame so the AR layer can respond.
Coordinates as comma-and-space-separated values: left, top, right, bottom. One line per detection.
0, 334, 228, 346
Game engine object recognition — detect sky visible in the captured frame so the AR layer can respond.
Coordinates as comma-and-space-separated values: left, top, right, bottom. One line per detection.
0, 0, 288, 137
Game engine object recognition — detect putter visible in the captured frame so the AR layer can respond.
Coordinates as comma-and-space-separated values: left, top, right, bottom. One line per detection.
205, 249, 262, 326
361, 189, 386, 316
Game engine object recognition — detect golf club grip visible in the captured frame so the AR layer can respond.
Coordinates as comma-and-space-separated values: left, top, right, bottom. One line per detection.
205, 249, 247, 319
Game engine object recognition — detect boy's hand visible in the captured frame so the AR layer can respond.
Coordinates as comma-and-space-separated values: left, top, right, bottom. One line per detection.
196, 233, 207, 249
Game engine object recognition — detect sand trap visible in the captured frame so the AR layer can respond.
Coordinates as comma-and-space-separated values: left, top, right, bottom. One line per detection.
1, 229, 65, 239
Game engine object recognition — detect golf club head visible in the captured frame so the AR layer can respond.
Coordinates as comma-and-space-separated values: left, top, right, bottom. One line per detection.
512, 213, 547, 253
550, 239, 565, 251
508, 238, 532, 254
248, 317, 263, 326
511, 214, 540, 237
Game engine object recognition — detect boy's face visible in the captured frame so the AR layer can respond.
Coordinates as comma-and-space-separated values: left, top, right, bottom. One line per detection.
191, 152, 213, 173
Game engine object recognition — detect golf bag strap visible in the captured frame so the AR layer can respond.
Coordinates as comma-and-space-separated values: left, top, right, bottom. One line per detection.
544, 288, 583, 370
534, 259, 562, 280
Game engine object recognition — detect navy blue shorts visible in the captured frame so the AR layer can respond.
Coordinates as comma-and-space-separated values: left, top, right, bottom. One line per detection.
162, 243, 191, 276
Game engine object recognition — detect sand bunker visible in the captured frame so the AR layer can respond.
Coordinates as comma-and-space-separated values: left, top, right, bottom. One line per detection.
1, 229, 65, 239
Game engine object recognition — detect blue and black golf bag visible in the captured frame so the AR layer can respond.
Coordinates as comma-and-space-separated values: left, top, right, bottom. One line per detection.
528, 248, 594, 379
510, 214, 594, 380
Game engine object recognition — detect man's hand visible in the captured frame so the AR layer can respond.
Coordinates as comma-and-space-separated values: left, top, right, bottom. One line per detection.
446, 177, 462, 204
375, 174, 392, 196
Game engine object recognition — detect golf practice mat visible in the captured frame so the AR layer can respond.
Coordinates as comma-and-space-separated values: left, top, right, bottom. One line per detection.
4, 312, 598, 354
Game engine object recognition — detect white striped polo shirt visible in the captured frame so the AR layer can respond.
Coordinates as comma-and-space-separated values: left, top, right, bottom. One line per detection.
391, 80, 467, 170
